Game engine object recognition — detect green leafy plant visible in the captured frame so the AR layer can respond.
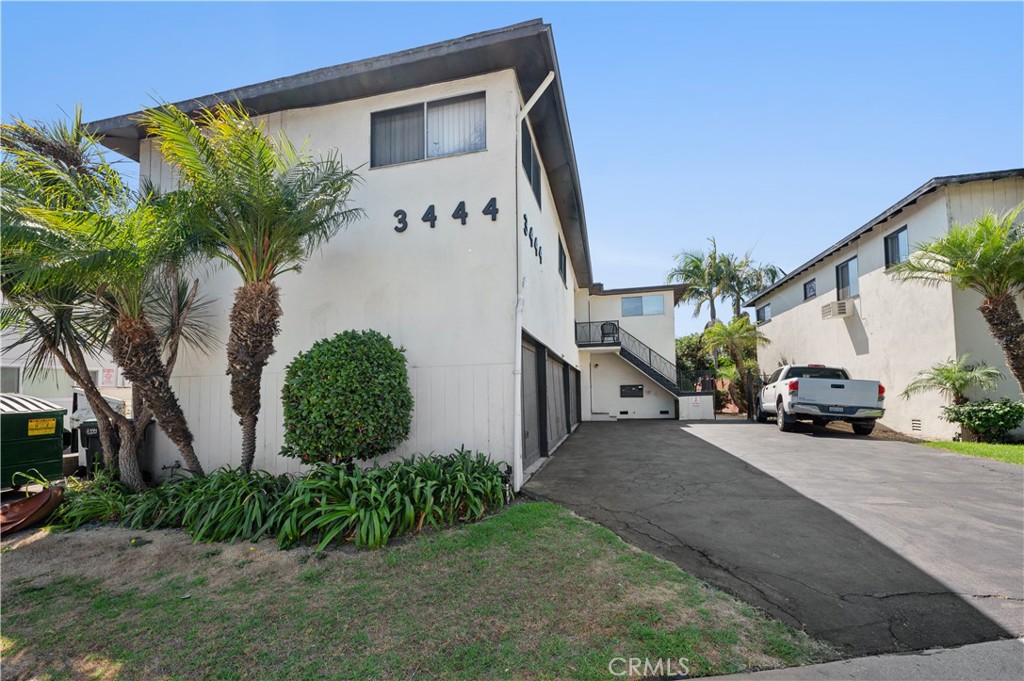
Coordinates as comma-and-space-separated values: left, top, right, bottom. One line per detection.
273, 449, 509, 550
901, 354, 1003, 405
49, 469, 130, 530
123, 468, 289, 543
942, 399, 1024, 443
281, 330, 414, 464
49, 449, 507, 552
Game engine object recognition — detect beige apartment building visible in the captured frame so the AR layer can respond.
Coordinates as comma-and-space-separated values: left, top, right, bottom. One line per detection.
746, 170, 1024, 439
86, 21, 704, 488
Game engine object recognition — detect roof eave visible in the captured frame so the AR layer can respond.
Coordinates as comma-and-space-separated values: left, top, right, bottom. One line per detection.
743, 168, 1024, 306
85, 19, 595, 287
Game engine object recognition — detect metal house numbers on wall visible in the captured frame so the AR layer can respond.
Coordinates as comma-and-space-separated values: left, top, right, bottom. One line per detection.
392, 198, 499, 233
522, 214, 542, 264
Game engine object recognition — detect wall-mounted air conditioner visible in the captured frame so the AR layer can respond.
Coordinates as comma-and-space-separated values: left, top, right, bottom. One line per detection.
821, 300, 853, 320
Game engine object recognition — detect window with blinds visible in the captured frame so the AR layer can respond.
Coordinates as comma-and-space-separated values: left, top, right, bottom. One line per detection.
521, 120, 543, 208
371, 93, 485, 168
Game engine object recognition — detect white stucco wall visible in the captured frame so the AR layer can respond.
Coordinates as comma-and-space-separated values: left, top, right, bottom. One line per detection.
579, 350, 678, 420
518, 115, 580, 371
140, 71, 526, 476
756, 190, 961, 439
584, 291, 676, 360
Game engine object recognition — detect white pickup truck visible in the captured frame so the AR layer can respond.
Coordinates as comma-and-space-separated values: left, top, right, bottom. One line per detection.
756, 365, 885, 435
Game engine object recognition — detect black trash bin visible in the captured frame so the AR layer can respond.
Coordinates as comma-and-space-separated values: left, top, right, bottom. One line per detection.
78, 419, 155, 473
79, 419, 106, 471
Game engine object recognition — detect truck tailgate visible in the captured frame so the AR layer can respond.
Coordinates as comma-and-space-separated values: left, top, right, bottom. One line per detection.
796, 378, 879, 407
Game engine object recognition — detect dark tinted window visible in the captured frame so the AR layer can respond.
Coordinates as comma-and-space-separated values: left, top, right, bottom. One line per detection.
885, 226, 909, 268
785, 366, 850, 380
803, 279, 816, 299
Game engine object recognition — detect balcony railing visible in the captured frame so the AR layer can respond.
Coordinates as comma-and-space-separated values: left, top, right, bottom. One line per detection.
575, 320, 681, 388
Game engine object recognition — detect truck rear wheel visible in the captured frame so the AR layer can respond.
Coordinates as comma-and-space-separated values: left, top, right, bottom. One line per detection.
776, 400, 796, 432
852, 420, 875, 436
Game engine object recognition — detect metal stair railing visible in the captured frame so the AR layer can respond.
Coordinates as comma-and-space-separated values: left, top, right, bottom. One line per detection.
575, 321, 680, 389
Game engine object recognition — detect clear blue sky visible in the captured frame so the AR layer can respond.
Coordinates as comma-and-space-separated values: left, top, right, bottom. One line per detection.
4, 2, 1022, 337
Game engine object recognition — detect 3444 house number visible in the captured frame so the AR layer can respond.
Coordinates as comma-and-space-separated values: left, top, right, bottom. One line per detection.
392, 198, 499, 232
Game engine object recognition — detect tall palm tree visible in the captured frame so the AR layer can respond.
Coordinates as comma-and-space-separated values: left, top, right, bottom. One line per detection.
900, 355, 1004, 406
3, 112, 210, 488
719, 252, 751, 319
890, 205, 1024, 394
667, 237, 727, 322
139, 102, 363, 470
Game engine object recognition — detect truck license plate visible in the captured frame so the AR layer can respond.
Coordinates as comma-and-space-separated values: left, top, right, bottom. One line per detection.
828, 406, 844, 413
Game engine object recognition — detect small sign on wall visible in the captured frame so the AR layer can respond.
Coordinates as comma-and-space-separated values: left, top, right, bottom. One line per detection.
101, 368, 116, 387
620, 384, 644, 398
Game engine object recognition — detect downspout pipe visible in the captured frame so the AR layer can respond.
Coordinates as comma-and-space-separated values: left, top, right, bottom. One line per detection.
511, 70, 555, 492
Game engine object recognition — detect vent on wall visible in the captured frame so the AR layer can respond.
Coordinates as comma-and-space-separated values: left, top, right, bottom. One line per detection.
911, 419, 922, 432
821, 300, 853, 320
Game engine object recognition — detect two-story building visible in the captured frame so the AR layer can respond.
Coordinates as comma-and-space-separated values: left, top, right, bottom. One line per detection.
87, 20, 704, 489
745, 169, 1024, 439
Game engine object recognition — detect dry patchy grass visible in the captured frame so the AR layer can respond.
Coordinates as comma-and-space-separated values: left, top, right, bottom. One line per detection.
1, 501, 835, 680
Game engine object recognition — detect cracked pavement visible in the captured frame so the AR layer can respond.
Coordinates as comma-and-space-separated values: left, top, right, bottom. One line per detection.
524, 420, 1024, 656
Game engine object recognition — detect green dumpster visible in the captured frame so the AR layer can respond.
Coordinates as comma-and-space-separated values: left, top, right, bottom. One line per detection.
1, 393, 68, 489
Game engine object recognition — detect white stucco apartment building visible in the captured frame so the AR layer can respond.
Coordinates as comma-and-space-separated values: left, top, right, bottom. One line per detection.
746, 170, 1024, 439
88, 21, 704, 488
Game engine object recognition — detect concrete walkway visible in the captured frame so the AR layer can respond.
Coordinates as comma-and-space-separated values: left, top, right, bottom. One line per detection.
525, 420, 1023, 657
726, 638, 1024, 680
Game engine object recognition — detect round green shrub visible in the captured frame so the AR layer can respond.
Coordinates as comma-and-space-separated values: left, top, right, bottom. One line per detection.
943, 398, 1024, 443
281, 330, 413, 463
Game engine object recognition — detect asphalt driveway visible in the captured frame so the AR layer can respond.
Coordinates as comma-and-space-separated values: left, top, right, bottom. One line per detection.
524, 420, 1024, 656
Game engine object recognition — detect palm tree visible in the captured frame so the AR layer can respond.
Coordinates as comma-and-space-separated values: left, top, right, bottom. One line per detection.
138, 102, 363, 471
667, 237, 727, 322
719, 252, 750, 320
2, 112, 211, 488
901, 355, 1004, 405
741, 262, 785, 308
890, 205, 1024, 394
701, 316, 769, 410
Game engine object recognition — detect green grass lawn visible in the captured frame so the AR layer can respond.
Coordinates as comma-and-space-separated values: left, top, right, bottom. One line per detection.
1, 501, 834, 680
923, 441, 1024, 466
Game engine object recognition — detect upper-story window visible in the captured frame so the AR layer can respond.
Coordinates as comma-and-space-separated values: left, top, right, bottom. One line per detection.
371, 92, 486, 168
756, 303, 772, 324
622, 294, 665, 317
836, 256, 859, 300
803, 279, 816, 300
884, 226, 909, 268
521, 121, 542, 208
557, 239, 567, 286
1, 366, 20, 393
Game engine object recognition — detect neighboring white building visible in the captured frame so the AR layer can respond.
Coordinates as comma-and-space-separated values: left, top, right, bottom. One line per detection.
88, 21, 701, 488
0, 330, 130, 426
746, 170, 1024, 440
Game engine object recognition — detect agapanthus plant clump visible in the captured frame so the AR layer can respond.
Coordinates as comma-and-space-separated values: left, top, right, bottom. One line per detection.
39, 449, 510, 551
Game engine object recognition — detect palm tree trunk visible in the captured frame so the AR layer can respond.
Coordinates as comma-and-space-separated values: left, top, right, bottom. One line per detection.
978, 293, 1024, 395
227, 282, 282, 471
109, 314, 205, 477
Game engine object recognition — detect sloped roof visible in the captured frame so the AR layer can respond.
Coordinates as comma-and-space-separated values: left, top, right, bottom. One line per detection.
744, 168, 1024, 306
86, 20, 594, 286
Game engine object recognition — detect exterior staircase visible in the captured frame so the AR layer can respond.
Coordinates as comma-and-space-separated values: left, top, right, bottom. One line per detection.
575, 321, 687, 397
